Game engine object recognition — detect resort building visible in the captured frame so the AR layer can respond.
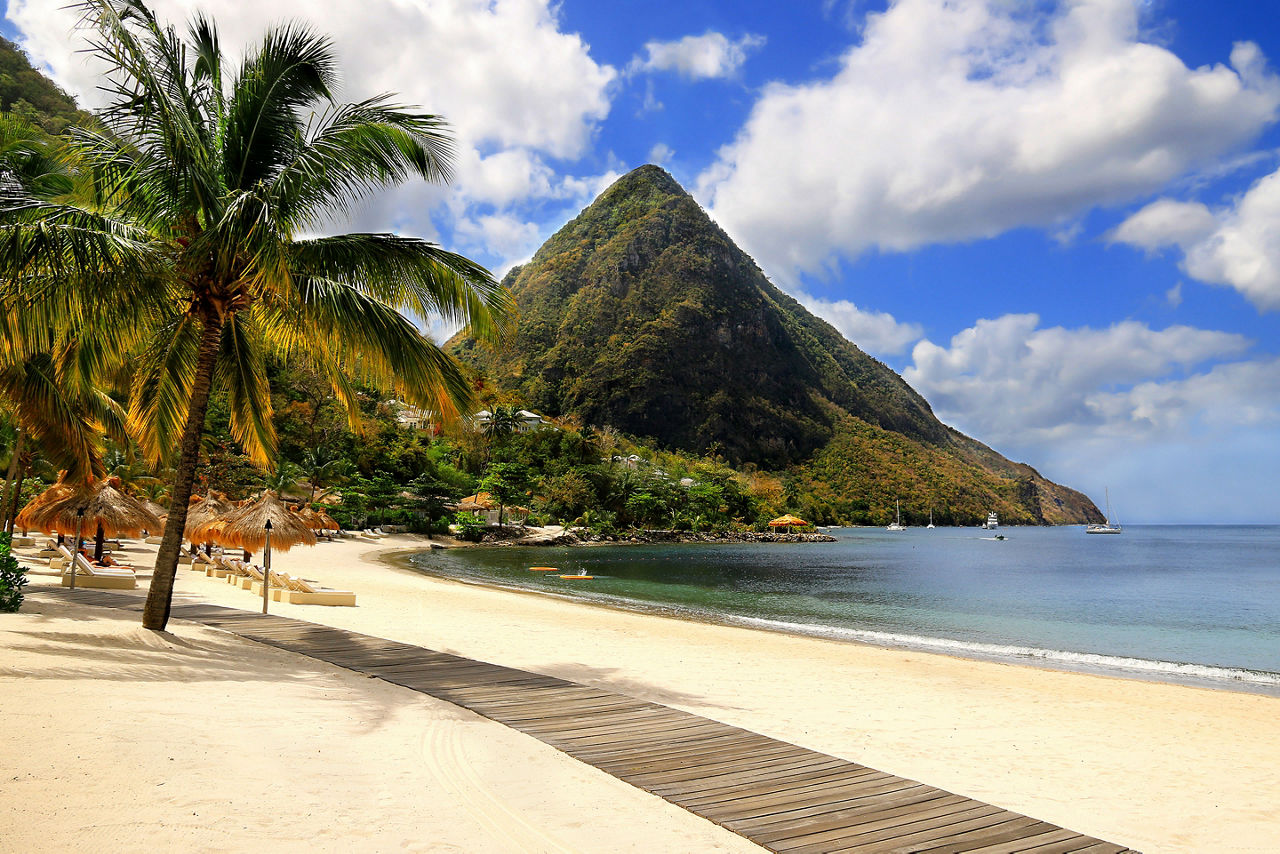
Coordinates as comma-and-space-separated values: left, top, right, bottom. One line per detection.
452, 492, 531, 526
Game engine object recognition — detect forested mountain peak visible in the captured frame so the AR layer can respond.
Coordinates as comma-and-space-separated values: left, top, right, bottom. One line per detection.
452, 165, 1101, 524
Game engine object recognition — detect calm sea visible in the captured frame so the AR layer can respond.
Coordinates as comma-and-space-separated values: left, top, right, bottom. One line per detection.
405, 525, 1280, 694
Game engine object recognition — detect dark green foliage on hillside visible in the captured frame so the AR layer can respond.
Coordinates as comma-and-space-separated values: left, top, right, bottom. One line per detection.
451, 165, 1100, 524
0, 38, 93, 134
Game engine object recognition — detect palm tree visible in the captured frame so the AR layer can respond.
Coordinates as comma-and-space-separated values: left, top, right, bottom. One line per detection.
0, 0, 511, 629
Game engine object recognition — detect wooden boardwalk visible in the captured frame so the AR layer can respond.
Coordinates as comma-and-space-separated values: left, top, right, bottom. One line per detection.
39, 589, 1137, 853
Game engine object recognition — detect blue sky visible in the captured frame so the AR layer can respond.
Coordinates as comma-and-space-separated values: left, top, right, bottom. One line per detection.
5, 0, 1280, 523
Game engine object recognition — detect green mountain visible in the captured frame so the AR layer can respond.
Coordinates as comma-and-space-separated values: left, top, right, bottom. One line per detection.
452, 165, 1101, 525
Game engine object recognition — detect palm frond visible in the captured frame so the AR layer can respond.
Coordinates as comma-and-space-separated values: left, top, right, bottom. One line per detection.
127, 312, 200, 465
223, 22, 337, 191
272, 96, 453, 227
215, 312, 276, 466
288, 233, 513, 342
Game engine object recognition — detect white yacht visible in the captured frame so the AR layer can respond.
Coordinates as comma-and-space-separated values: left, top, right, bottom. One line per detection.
926, 510, 935, 529
1086, 488, 1123, 534
887, 500, 906, 531
983, 511, 998, 530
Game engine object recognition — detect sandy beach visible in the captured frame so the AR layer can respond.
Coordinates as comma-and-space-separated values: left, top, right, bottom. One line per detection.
5, 535, 1279, 853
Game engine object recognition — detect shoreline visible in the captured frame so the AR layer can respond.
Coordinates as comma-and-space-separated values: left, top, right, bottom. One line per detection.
391, 542, 1280, 699
10, 534, 1280, 852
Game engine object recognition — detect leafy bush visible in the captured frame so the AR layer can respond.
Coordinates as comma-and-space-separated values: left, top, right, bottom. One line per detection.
452, 513, 486, 542
0, 533, 27, 613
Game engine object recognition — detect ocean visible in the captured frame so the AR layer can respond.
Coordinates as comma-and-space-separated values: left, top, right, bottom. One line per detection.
405, 524, 1280, 694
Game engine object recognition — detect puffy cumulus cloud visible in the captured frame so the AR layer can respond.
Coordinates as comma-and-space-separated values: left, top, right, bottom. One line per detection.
1115, 166, 1280, 310
698, 0, 1280, 277
7, 0, 616, 259
629, 31, 765, 80
1109, 198, 1218, 252
795, 292, 923, 356
903, 313, 1253, 446
899, 312, 1280, 520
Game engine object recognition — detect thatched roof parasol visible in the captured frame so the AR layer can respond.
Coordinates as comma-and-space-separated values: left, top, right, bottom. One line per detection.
313, 508, 341, 531
216, 490, 316, 554
184, 491, 235, 541
28, 476, 163, 539
143, 500, 168, 520
15, 475, 76, 533
767, 514, 810, 528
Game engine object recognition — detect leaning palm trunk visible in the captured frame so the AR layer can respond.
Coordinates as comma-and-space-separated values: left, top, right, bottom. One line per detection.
143, 316, 222, 629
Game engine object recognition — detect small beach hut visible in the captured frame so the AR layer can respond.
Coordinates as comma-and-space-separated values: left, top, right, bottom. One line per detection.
26, 476, 164, 562
767, 514, 810, 533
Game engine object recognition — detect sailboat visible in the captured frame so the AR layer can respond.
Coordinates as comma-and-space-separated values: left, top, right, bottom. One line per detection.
927, 510, 935, 529
887, 500, 906, 531
1086, 488, 1123, 534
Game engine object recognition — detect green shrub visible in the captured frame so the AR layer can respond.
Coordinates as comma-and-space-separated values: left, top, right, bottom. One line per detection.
0, 533, 27, 613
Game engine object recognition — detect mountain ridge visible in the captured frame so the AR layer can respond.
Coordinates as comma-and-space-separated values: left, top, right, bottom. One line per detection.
451, 165, 1101, 525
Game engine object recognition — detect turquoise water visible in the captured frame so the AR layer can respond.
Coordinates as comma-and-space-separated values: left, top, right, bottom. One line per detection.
406, 525, 1280, 693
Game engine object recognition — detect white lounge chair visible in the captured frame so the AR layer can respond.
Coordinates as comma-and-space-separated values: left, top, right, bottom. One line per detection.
274, 573, 356, 607
62, 553, 136, 589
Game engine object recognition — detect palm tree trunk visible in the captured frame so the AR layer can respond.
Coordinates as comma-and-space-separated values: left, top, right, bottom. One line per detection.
1, 428, 23, 533
9, 462, 26, 534
142, 315, 224, 631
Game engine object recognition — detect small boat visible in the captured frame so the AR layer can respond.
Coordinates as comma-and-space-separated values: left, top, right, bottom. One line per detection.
926, 510, 935, 530
1086, 488, 1123, 535
559, 569, 594, 580
983, 511, 998, 530
529, 566, 560, 572
887, 500, 906, 532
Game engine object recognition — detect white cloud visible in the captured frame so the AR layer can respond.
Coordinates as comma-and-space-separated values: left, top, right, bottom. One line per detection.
630, 31, 765, 80
900, 312, 1280, 520
648, 142, 674, 166
1115, 165, 1280, 310
1110, 198, 1217, 252
795, 293, 923, 356
903, 313, 1254, 446
697, 0, 1280, 278
7, 0, 617, 260
1165, 282, 1183, 308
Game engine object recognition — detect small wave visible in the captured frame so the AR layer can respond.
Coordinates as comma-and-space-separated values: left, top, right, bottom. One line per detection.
728, 615, 1280, 690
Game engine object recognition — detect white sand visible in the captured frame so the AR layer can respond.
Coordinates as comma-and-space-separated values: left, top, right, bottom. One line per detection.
8, 534, 1280, 853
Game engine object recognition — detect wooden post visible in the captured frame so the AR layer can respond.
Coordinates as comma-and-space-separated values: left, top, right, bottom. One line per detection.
261, 520, 272, 615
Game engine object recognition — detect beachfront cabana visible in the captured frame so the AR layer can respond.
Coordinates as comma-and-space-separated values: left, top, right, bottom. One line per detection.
24, 475, 164, 562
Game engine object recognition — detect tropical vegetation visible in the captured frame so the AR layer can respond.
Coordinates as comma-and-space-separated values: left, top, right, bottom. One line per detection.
0, 0, 511, 629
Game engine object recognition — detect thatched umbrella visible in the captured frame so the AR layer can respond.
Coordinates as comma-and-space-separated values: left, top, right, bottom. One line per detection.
15, 475, 76, 536
218, 490, 316, 555
217, 490, 316, 614
31, 476, 164, 563
314, 508, 341, 531
767, 513, 810, 533
183, 491, 235, 544
143, 500, 168, 523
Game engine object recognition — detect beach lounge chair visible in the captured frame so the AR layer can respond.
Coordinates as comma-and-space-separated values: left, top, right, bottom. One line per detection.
275, 573, 356, 607
250, 569, 290, 597
234, 563, 265, 590
145, 535, 164, 544
62, 553, 136, 589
